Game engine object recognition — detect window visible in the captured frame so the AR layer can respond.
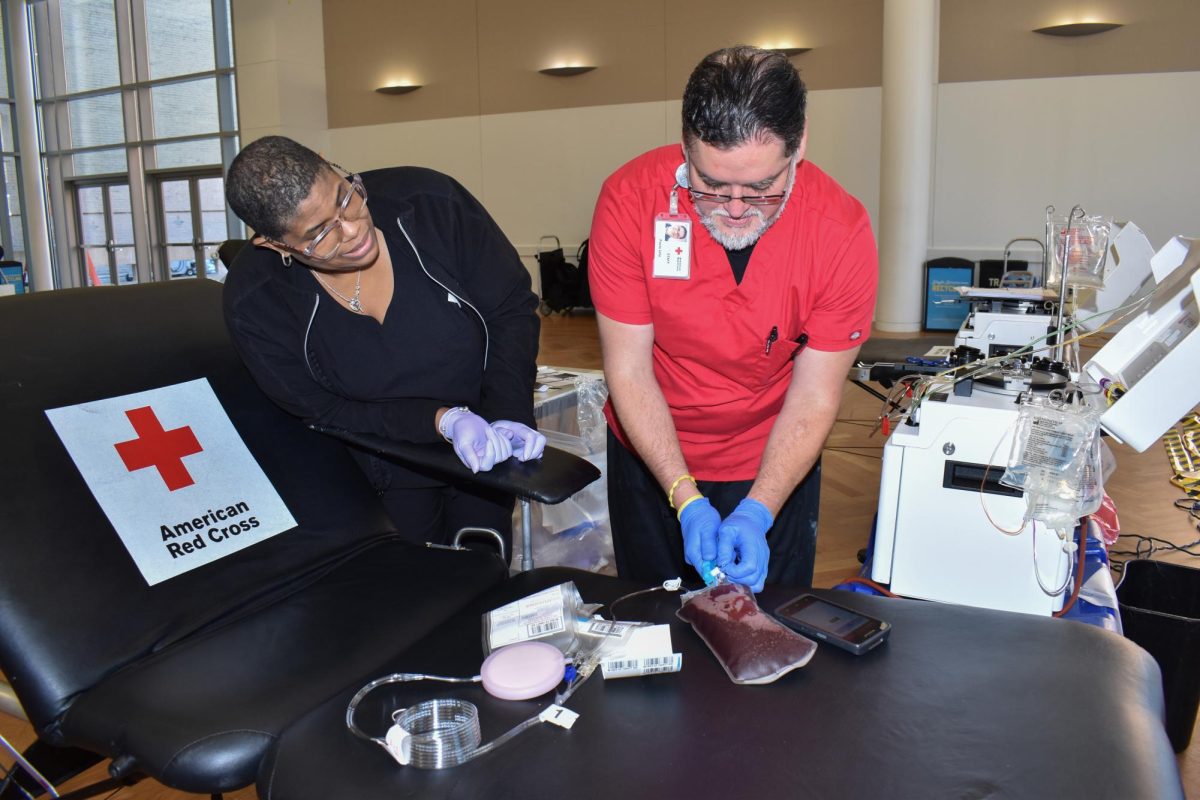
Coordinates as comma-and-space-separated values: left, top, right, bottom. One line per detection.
76, 182, 136, 286
159, 174, 228, 282
29, 0, 239, 287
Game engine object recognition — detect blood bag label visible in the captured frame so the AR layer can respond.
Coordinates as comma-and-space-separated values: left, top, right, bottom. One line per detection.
586, 620, 634, 637
1023, 416, 1075, 472
486, 585, 567, 648
601, 653, 683, 679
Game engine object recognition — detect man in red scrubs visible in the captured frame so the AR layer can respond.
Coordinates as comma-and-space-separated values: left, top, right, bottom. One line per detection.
589, 46, 879, 592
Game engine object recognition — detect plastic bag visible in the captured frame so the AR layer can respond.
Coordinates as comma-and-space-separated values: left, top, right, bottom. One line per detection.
1046, 213, 1111, 289
524, 429, 615, 575
1001, 398, 1104, 530
574, 374, 609, 455
481, 581, 603, 655
676, 582, 817, 684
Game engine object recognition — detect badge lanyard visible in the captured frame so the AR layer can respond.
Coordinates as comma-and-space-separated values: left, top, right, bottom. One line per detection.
653, 163, 692, 280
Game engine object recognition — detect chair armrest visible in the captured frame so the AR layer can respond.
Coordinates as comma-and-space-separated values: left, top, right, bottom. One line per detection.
310, 426, 600, 505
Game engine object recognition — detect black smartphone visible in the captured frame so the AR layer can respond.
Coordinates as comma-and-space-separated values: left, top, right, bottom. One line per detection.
773, 593, 891, 655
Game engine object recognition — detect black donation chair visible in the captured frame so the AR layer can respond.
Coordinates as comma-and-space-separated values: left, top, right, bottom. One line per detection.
0, 280, 594, 797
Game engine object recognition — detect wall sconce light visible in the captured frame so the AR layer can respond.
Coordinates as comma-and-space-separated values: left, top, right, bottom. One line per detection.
1032, 22, 1122, 37
769, 47, 811, 57
538, 65, 597, 77
375, 84, 422, 95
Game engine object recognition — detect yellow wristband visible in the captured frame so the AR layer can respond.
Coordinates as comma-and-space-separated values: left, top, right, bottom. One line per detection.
667, 473, 696, 509
675, 494, 703, 520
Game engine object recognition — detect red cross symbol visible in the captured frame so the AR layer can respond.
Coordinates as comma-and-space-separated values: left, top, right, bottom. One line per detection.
675, 247, 683, 255
113, 406, 203, 491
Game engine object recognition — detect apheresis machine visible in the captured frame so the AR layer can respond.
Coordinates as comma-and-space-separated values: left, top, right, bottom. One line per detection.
868, 209, 1200, 616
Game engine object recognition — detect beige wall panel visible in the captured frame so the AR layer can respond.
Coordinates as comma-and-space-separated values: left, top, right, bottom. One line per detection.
666, 0, 883, 93
233, 0, 328, 151
476, 0, 668, 115
941, 0, 1200, 83
931, 72, 1200, 255
326, 116, 486, 197
320, 0, 884, 128
323, 0, 481, 128
234, 0, 326, 67
236, 61, 284, 133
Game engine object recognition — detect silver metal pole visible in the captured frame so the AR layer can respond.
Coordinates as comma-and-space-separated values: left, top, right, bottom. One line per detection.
520, 499, 534, 571
6, 1, 55, 292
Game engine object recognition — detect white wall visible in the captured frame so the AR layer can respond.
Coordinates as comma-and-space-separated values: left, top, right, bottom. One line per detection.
933, 71, 1200, 264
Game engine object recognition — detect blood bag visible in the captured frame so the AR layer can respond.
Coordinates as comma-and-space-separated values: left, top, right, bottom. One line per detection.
676, 582, 817, 684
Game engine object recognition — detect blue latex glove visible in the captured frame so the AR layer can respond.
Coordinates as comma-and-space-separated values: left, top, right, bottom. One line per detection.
491, 420, 547, 461
678, 497, 721, 581
444, 410, 512, 472
716, 497, 774, 593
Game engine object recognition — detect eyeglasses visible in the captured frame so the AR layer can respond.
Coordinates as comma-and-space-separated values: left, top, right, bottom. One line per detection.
686, 188, 787, 207
300, 165, 370, 261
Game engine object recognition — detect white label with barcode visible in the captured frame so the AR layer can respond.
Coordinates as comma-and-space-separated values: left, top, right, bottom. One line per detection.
486, 585, 568, 648
601, 653, 683, 679
587, 620, 634, 637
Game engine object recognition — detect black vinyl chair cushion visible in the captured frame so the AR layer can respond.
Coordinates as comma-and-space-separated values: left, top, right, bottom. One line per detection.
61, 538, 506, 793
260, 568, 1184, 800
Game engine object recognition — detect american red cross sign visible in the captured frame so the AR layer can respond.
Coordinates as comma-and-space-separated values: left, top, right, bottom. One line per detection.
46, 378, 297, 586
113, 406, 203, 491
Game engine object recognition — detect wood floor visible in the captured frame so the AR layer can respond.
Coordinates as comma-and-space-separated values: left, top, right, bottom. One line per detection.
2, 311, 1197, 799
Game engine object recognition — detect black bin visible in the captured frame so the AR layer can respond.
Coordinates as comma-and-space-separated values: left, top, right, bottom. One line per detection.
1116, 559, 1200, 752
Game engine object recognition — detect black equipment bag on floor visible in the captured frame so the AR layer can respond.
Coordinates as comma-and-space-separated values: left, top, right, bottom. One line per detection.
537, 235, 591, 315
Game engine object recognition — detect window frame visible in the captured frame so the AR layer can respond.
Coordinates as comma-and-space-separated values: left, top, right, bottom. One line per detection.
29, 0, 240, 288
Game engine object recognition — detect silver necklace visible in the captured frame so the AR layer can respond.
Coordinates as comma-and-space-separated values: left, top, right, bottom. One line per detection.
313, 269, 364, 314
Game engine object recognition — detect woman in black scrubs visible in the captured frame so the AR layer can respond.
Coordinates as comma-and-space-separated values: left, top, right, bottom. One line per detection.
223, 136, 544, 554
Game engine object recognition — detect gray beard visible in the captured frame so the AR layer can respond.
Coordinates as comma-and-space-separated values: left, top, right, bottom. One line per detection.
697, 191, 792, 250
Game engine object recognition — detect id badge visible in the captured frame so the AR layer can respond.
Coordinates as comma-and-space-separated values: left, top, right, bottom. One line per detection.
652, 213, 691, 279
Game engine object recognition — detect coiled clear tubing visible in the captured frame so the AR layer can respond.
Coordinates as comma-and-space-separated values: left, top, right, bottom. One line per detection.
395, 699, 482, 769
346, 673, 548, 770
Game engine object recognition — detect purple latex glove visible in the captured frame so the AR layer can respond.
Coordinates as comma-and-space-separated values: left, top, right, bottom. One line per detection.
679, 497, 721, 579
717, 497, 774, 593
491, 420, 547, 461
443, 409, 512, 472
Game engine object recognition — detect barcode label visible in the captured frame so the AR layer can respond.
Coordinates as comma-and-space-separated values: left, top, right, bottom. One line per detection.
587, 620, 632, 637
525, 618, 565, 637
601, 653, 682, 679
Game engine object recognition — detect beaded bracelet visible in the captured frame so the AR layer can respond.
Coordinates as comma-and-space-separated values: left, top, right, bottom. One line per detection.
667, 473, 697, 509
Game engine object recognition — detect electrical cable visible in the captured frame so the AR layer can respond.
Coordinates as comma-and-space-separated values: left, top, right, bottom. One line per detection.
1109, 533, 1200, 578
823, 447, 883, 460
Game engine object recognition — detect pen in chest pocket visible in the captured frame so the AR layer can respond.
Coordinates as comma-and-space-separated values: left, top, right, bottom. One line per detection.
764, 326, 778, 355
763, 328, 809, 358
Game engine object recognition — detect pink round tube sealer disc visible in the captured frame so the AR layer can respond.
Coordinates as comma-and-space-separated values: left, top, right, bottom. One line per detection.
480, 641, 566, 700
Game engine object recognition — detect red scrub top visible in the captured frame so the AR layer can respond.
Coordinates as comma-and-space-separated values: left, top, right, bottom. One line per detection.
589, 145, 878, 481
